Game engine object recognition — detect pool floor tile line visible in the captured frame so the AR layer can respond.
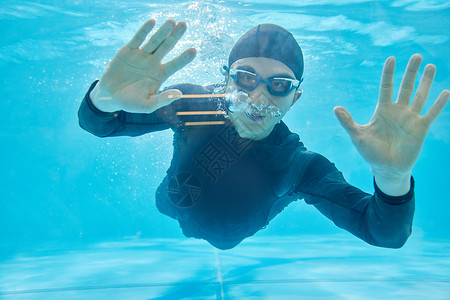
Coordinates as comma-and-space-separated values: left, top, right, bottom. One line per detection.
2, 277, 450, 297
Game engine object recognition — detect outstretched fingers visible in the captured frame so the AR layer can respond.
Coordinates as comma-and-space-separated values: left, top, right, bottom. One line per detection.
163, 48, 197, 78
397, 54, 422, 105
142, 20, 176, 54
147, 89, 183, 112
334, 106, 360, 138
410, 64, 436, 114
378, 56, 396, 105
126, 20, 156, 49
422, 90, 450, 128
153, 22, 188, 60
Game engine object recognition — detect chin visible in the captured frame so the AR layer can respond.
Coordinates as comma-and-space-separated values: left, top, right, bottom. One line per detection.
229, 113, 275, 140
237, 131, 263, 140
236, 124, 274, 140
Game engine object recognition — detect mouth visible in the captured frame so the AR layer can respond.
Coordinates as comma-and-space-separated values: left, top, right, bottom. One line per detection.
245, 111, 266, 122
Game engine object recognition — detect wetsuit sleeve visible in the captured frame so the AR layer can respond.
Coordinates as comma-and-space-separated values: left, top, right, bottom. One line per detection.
78, 80, 220, 137
290, 151, 415, 249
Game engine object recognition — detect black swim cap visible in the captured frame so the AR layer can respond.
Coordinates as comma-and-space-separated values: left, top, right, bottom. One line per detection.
228, 24, 304, 80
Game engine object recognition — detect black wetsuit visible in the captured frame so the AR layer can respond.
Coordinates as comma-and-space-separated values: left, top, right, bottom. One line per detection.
78, 81, 415, 250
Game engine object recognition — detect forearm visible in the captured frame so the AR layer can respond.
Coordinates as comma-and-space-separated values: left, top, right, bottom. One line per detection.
297, 153, 415, 248
78, 81, 123, 137
365, 178, 415, 248
78, 81, 172, 137
303, 180, 414, 248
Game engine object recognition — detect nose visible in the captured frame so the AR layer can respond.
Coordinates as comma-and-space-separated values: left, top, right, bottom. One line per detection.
249, 84, 272, 105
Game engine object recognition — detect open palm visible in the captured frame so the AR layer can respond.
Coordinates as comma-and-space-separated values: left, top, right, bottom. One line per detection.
334, 54, 449, 177
91, 19, 196, 113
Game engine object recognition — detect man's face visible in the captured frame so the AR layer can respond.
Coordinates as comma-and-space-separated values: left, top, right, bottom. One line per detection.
226, 57, 300, 140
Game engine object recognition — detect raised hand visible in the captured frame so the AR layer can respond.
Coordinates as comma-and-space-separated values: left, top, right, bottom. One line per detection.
334, 54, 449, 195
90, 19, 196, 113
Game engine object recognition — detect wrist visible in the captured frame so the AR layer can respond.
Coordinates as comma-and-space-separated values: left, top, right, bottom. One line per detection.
372, 168, 411, 196
89, 83, 117, 113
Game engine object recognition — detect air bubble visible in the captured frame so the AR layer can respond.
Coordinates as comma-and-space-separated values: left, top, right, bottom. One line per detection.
224, 89, 282, 117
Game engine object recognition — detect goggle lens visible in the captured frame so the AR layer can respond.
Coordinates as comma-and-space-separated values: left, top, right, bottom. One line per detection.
270, 79, 292, 94
235, 71, 258, 89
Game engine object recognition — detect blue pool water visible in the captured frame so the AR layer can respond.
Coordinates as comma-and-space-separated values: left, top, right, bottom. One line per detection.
1, 0, 449, 298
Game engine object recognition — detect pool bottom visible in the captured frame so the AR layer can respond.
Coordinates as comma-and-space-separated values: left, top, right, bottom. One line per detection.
1, 234, 449, 299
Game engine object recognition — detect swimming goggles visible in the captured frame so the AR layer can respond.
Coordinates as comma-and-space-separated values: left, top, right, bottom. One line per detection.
223, 66, 302, 96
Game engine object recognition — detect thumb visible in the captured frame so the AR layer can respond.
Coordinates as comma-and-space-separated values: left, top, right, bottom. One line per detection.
334, 106, 358, 136
147, 89, 183, 112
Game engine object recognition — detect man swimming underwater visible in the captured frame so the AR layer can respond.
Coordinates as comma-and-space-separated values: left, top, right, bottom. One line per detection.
78, 19, 449, 250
